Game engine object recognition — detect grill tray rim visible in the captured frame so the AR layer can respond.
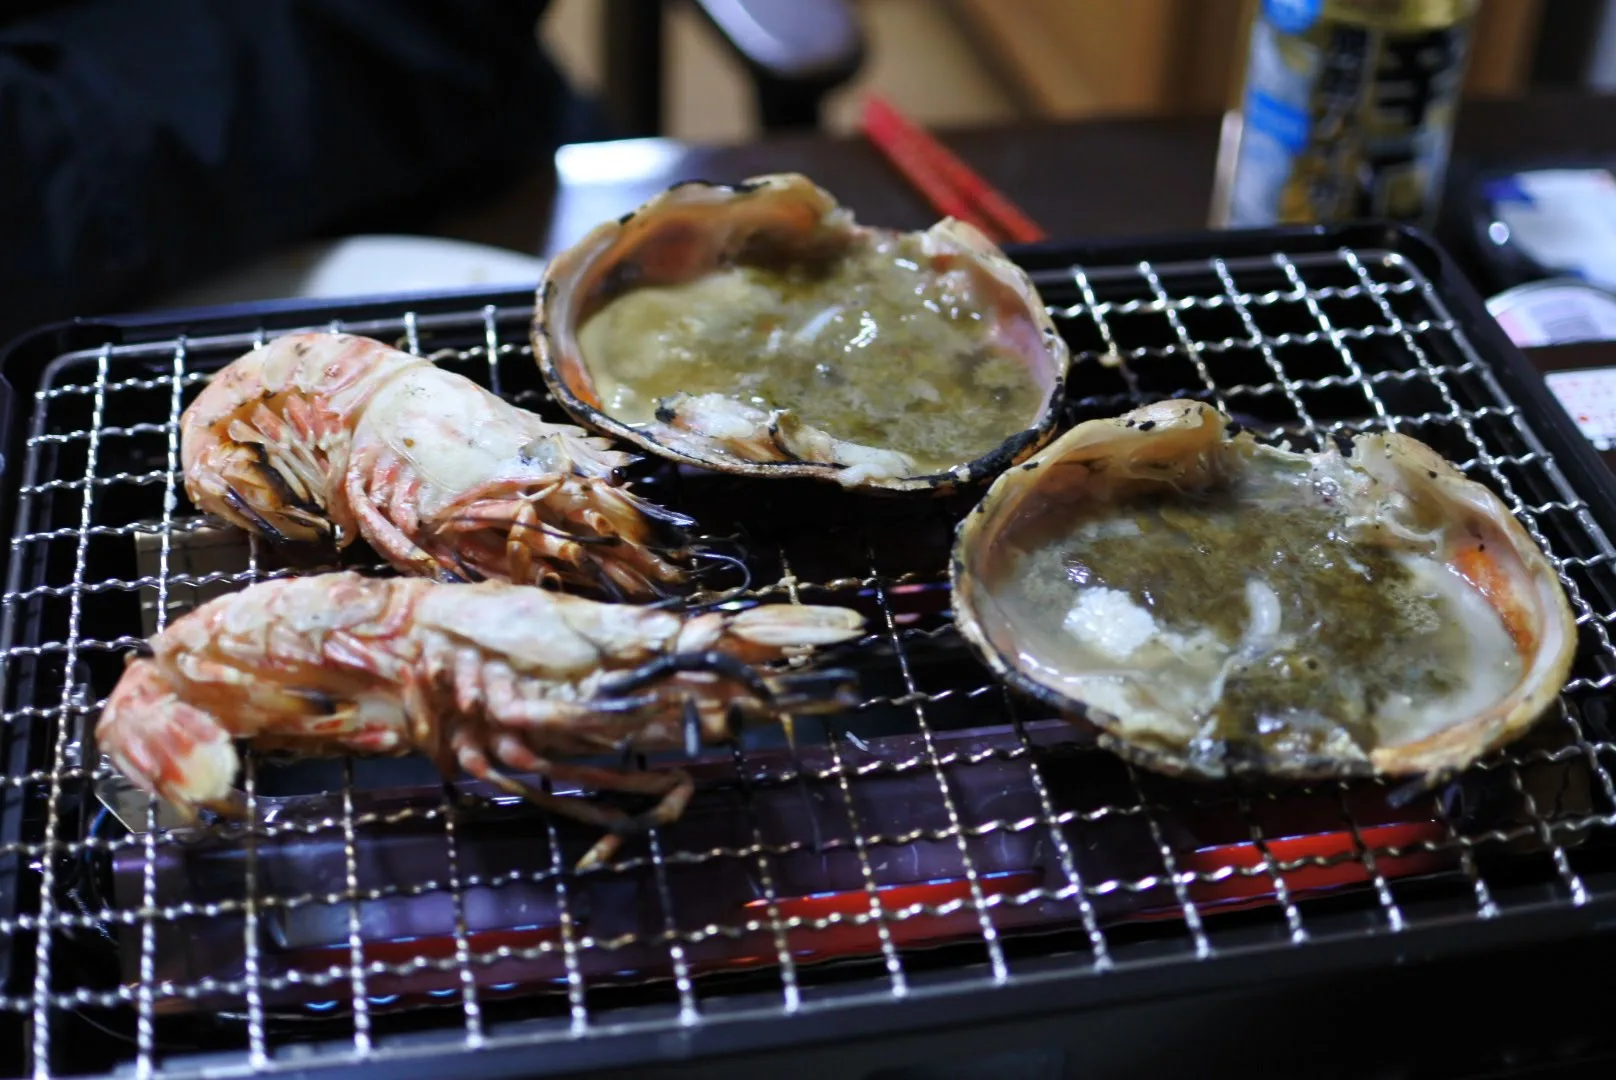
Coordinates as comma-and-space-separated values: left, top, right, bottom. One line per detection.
2, 221, 1616, 1080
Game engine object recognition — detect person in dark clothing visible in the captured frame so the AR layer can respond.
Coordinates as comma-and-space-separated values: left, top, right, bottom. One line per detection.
0, 0, 606, 348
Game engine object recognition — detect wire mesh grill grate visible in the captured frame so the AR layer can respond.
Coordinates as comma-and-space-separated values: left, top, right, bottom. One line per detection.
1, 246, 1615, 1078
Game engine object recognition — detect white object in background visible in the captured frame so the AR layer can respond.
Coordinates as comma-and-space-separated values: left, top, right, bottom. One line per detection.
1486, 278, 1616, 348
546, 138, 688, 257
1589, 0, 1616, 91
1487, 169, 1616, 292
1543, 367, 1616, 452
148, 234, 546, 310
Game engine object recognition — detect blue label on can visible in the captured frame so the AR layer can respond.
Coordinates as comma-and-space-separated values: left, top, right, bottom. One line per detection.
1481, 175, 1534, 207
1244, 88, 1312, 152
1263, 0, 1321, 35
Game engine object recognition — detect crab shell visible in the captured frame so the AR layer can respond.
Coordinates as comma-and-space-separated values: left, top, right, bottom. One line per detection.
531, 172, 1072, 494
949, 399, 1579, 781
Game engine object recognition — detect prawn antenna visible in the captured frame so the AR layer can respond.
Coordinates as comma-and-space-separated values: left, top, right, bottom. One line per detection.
592, 561, 628, 603
627, 495, 699, 531
683, 697, 703, 758
449, 552, 486, 583
643, 546, 754, 612
222, 489, 291, 545
595, 650, 776, 703
723, 703, 824, 855
690, 546, 753, 590
782, 718, 822, 854
1385, 769, 1451, 810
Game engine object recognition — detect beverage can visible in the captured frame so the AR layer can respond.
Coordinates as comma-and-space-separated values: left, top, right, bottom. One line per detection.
1217, 0, 1479, 229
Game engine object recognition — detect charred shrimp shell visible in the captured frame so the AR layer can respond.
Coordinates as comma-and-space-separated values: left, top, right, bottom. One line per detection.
97, 571, 867, 871
180, 331, 691, 600
950, 399, 1578, 782
533, 172, 1071, 494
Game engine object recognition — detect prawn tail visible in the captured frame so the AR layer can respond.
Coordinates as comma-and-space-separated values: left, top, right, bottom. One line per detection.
96, 658, 242, 821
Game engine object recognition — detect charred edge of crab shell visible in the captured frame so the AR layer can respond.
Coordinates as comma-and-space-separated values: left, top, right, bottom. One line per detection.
947, 398, 1579, 782
532, 172, 1071, 495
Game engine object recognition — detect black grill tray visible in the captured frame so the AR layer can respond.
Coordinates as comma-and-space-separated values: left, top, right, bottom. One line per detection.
0, 223, 1614, 1080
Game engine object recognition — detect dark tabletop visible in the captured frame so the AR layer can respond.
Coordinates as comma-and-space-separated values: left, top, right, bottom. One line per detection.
534, 112, 1226, 254
433, 89, 1616, 297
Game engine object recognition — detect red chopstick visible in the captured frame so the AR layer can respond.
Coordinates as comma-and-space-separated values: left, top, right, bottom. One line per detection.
859, 92, 1047, 245
859, 97, 1000, 237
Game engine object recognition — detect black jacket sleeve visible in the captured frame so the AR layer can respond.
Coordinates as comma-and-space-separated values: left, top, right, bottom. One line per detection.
0, 0, 590, 347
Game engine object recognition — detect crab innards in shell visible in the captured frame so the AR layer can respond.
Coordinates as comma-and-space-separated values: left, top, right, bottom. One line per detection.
950, 399, 1578, 782
532, 173, 1071, 493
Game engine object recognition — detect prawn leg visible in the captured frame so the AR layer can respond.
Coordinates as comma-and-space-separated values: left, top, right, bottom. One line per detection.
495, 736, 695, 870
344, 466, 450, 580
454, 727, 693, 871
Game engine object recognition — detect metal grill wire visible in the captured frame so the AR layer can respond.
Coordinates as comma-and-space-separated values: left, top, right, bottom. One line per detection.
0, 247, 1613, 1077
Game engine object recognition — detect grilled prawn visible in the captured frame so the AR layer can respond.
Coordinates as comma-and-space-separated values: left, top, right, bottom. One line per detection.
97, 572, 865, 869
180, 332, 691, 598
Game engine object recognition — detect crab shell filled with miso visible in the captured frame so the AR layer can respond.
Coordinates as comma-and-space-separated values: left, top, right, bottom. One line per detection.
532, 173, 1071, 492
950, 399, 1578, 780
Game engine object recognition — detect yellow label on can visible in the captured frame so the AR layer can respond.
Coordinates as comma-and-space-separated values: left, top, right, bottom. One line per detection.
1321, 0, 1480, 31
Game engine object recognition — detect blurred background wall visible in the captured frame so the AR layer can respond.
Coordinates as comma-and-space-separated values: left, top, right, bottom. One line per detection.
539, 0, 1595, 144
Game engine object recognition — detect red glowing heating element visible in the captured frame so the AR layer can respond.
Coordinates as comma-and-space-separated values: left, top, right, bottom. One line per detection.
1179, 820, 1452, 913
744, 870, 1046, 958
747, 821, 1453, 938
265, 820, 1453, 1011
